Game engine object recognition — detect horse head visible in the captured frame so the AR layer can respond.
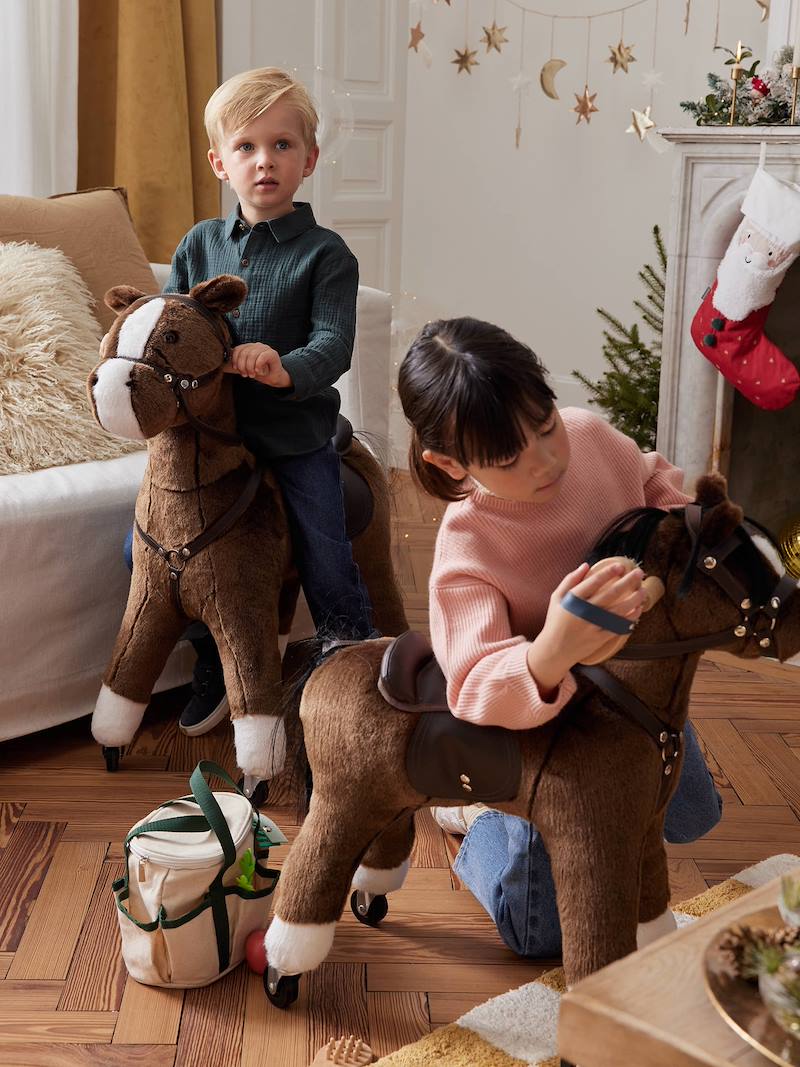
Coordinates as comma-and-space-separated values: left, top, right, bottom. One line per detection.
593, 472, 799, 666
88, 275, 246, 441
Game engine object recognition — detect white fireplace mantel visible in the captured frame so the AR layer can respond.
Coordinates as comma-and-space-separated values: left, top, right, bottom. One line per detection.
656, 126, 800, 487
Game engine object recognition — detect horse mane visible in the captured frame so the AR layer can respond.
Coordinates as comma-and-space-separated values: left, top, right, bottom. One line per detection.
586, 504, 780, 605
585, 507, 672, 567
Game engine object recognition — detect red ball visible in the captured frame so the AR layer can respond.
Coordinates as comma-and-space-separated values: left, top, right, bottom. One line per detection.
245, 928, 269, 974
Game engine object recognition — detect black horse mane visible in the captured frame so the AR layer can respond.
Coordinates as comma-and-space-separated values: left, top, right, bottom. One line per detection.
586, 504, 780, 603
586, 507, 671, 567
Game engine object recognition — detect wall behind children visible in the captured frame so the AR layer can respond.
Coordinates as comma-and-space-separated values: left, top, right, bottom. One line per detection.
217, 0, 770, 463
401, 0, 769, 412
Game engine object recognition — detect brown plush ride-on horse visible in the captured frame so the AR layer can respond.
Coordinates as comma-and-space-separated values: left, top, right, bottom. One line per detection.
88, 274, 407, 789
261, 475, 798, 1008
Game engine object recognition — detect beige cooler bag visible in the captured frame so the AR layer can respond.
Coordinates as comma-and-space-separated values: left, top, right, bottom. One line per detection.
113, 760, 285, 987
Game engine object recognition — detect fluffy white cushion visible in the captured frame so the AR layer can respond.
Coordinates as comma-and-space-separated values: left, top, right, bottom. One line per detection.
0, 240, 142, 474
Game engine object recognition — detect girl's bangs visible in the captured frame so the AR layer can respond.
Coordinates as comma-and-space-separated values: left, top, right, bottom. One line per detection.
452, 388, 554, 469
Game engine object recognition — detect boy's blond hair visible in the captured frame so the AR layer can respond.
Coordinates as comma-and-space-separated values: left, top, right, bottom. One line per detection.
205, 67, 318, 151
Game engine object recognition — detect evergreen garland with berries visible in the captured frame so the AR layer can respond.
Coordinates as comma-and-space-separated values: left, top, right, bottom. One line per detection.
681, 45, 795, 125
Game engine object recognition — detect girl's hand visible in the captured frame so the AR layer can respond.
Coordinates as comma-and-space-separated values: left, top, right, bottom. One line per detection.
225, 343, 293, 389
527, 560, 645, 697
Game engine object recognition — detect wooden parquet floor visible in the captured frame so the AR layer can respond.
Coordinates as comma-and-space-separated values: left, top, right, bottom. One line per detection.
1, 473, 799, 1065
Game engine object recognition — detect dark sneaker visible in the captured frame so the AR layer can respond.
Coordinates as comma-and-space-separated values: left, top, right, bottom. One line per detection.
179, 661, 229, 736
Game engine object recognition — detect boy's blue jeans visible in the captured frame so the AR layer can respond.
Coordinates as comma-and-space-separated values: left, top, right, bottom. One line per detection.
452, 720, 721, 959
124, 440, 374, 642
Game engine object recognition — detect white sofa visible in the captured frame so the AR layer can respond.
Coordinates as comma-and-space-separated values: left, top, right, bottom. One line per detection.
0, 270, 392, 742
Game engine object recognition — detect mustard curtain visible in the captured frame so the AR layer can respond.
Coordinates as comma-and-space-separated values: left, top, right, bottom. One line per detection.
78, 0, 220, 264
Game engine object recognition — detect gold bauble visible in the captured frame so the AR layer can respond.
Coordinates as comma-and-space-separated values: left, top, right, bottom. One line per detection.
779, 516, 800, 578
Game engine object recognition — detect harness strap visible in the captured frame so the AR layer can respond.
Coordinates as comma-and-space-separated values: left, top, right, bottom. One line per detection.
136, 464, 263, 605
573, 664, 682, 776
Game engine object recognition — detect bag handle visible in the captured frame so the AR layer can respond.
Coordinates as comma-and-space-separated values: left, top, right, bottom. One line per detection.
188, 761, 245, 875
125, 761, 250, 880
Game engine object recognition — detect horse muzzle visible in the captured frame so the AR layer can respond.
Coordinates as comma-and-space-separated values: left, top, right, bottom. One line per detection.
88, 358, 178, 441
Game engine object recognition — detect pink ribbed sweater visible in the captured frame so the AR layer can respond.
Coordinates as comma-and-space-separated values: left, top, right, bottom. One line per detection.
429, 407, 691, 730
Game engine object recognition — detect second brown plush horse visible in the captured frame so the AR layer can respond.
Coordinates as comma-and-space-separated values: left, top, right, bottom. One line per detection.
88, 275, 406, 780
262, 475, 798, 1003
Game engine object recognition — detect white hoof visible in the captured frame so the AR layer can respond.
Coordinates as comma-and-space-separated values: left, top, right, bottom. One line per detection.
265, 915, 335, 975
91, 684, 147, 746
233, 715, 287, 779
637, 909, 677, 949
352, 858, 410, 895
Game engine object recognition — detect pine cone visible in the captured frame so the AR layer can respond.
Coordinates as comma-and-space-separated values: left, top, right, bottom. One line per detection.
716, 924, 800, 982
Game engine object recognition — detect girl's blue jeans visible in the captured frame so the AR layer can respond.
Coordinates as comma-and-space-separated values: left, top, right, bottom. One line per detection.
451, 719, 721, 958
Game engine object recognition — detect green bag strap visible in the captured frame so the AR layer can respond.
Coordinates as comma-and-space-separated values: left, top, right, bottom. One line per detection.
189, 761, 247, 879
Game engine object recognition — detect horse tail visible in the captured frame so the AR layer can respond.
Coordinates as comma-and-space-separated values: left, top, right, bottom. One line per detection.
278, 638, 355, 820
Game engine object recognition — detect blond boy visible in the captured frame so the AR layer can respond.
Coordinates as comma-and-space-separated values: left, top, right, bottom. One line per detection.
163, 68, 374, 736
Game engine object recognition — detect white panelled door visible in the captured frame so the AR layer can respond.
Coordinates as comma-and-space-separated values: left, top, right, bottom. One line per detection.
220, 0, 408, 298
313, 0, 408, 297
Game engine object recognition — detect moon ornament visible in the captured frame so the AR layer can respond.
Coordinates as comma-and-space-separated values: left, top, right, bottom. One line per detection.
540, 58, 567, 100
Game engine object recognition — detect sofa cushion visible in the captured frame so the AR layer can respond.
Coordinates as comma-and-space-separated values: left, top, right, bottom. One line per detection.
0, 187, 158, 331
0, 241, 143, 474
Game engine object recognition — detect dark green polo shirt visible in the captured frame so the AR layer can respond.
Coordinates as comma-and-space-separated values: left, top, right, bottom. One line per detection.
165, 202, 358, 460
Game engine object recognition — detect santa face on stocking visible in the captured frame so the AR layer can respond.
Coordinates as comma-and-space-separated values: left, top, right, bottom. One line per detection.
690, 166, 800, 411
714, 216, 796, 322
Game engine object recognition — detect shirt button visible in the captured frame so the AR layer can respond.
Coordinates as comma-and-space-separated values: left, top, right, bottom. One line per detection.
241, 257, 249, 267
231, 309, 240, 318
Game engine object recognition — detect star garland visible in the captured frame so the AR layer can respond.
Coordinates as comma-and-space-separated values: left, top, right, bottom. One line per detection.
481, 20, 509, 53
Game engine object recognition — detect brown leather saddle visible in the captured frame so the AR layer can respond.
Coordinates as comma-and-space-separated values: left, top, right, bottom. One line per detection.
334, 416, 374, 541
378, 630, 522, 803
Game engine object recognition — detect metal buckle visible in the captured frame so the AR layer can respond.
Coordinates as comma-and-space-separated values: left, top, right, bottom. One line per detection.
165, 549, 188, 574
661, 730, 682, 776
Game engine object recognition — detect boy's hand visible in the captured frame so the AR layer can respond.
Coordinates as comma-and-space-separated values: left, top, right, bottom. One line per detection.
226, 343, 293, 389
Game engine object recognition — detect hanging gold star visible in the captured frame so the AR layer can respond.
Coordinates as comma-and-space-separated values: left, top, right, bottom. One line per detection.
626, 105, 656, 141
607, 39, 636, 74
481, 21, 509, 53
572, 85, 599, 124
409, 21, 425, 52
755, 0, 769, 21
452, 46, 479, 74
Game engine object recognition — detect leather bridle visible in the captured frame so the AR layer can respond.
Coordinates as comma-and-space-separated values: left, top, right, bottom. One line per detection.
112, 292, 263, 604
574, 504, 797, 778
112, 293, 241, 447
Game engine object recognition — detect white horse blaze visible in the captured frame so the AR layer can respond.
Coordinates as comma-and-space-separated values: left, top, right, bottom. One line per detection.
265, 916, 336, 974
91, 358, 146, 440
92, 298, 166, 440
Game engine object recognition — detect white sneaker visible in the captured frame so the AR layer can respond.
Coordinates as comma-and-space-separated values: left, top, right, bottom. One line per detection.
431, 804, 490, 835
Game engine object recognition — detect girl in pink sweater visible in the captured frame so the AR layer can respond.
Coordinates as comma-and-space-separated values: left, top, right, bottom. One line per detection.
397, 316, 721, 959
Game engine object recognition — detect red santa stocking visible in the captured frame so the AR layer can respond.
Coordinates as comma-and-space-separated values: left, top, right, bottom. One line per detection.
691, 167, 800, 410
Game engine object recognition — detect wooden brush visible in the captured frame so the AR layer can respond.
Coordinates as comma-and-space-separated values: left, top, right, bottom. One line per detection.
310, 1035, 375, 1065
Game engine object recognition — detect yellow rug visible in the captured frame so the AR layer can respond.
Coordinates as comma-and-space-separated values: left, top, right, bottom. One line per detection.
374, 854, 799, 1067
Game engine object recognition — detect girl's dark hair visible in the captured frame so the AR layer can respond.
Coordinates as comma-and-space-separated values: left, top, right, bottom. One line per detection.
398, 317, 556, 502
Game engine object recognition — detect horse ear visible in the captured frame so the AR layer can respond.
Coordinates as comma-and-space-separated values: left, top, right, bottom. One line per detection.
695, 472, 744, 543
189, 275, 248, 314
694, 472, 729, 508
105, 285, 147, 312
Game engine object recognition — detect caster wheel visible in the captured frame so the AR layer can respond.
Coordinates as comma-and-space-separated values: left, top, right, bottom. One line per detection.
350, 890, 388, 927
237, 777, 269, 809
102, 746, 121, 773
263, 971, 300, 1010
